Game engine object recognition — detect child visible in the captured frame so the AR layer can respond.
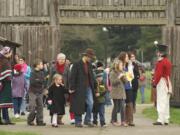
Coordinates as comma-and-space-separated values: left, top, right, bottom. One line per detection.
12, 64, 26, 118
93, 70, 107, 127
139, 68, 146, 104
48, 74, 67, 127
110, 59, 127, 127
27, 59, 46, 126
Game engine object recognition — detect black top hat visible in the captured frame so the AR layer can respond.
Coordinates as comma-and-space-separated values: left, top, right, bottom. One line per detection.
156, 44, 168, 53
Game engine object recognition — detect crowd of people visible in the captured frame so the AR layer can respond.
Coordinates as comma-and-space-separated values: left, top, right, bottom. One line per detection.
0, 43, 172, 128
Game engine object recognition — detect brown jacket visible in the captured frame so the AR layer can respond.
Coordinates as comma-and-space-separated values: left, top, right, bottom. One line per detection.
109, 70, 126, 100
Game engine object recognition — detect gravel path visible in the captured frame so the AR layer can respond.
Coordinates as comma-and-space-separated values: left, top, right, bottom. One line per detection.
0, 104, 179, 135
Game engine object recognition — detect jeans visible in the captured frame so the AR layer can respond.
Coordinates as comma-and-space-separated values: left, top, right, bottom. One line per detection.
21, 80, 30, 113
84, 87, 94, 123
75, 114, 82, 125
13, 97, 22, 114
75, 87, 94, 124
105, 91, 112, 106
111, 99, 125, 123
2, 108, 10, 123
140, 85, 145, 103
93, 103, 105, 126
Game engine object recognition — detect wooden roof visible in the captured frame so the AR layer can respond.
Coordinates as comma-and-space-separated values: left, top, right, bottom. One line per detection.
0, 36, 22, 48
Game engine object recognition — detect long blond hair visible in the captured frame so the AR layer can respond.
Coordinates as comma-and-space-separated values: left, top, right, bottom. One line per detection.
112, 58, 123, 72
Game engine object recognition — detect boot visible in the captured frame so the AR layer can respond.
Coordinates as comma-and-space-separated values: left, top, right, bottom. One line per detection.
125, 103, 135, 126
125, 103, 130, 124
57, 115, 64, 125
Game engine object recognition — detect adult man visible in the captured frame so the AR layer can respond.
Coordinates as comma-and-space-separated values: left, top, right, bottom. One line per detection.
153, 44, 172, 125
70, 48, 96, 127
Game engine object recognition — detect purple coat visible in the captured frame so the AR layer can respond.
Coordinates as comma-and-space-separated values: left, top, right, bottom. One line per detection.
12, 72, 26, 98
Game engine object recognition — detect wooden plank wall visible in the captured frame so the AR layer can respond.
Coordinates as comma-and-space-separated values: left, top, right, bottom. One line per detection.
0, 0, 50, 17
0, 24, 61, 65
59, 0, 167, 24
58, 0, 167, 6
176, 0, 180, 18
162, 26, 180, 105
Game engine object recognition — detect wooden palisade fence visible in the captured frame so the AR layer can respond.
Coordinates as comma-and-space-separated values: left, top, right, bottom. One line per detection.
0, 0, 180, 106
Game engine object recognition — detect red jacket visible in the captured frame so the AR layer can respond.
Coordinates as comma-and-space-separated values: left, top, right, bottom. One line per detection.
154, 57, 172, 86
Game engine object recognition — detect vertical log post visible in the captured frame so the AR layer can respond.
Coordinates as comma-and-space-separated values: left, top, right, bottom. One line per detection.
49, 0, 61, 60
163, 0, 180, 107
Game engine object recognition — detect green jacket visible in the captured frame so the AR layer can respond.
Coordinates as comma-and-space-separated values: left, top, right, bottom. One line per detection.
96, 83, 106, 103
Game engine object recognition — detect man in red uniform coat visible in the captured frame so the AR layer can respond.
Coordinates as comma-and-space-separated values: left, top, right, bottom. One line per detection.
153, 44, 172, 126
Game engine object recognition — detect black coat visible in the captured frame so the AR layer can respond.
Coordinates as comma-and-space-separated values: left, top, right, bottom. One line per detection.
70, 60, 96, 115
132, 62, 140, 92
48, 84, 67, 115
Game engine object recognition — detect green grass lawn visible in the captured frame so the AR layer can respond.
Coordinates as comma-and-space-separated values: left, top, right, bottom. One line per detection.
0, 131, 38, 135
143, 107, 180, 125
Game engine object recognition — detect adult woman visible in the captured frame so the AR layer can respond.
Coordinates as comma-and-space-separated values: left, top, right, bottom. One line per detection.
119, 52, 135, 126
18, 56, 31, 115
0, 46, 14, 124
49, 53, 70, 124
110, 59, 127, 126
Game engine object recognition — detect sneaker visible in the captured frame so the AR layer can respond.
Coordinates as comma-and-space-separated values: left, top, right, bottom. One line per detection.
121, 122, 128, 127
84, 122, 94, 127
27, 122, 35, 126
57, 121, 64, 125
37, 122, 46, 126
21, 112, 25, 116
75, 123, 83, 128
93, 121, 98, 126
111, 122, 120, 126
101, 124, 108, 128
15, 114, 20, 118
52, 124, 58, 128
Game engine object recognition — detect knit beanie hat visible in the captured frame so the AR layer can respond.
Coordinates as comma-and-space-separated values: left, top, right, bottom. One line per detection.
0, 46, 11, 56
96, 61, 104, 68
